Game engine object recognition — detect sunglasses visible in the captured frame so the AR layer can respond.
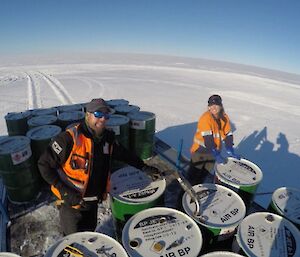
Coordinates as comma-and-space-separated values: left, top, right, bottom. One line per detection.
93, 111, 110, 120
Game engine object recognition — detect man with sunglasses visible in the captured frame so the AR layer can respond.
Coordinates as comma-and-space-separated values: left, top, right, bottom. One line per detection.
38, 98, 161, 235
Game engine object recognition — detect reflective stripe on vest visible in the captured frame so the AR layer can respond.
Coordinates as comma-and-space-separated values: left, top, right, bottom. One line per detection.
193, 138, 206, 148
227, 131, 233, 136
201, 130, 212, 136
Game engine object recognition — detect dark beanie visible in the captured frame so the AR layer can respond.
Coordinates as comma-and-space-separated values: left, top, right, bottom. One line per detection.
85, 98, 110, 113
208, 95, 222, 106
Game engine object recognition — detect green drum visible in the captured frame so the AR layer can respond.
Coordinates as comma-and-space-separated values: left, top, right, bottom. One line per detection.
182, 183, 246, 252
0, 136, 40, 203
57, 111, 85, 130
31, 107, 57, 116
106, 99, 129, 108
115, 105, 140, 116
122, 207, 203, 257
232, 212, 300, 257
106, 114, 130, 171
110, 166, 166, 241
127, 111, 156, 160
26, 125, 62, 161
27, 115, 58, 129
5, 111, 32, 136
214, 157, 263, 209
57, 104, 83, 113
269, 187, 300, 229
45, 232, 128, 257
106, 114, 130, 149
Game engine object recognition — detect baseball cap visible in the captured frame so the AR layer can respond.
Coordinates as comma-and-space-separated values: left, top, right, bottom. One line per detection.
85, 98, 110, 113
208, 95, 222, 106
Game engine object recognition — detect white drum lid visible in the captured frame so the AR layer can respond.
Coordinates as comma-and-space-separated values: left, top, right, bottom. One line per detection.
122, 207, 203, 257
215, 158, 263, 187
0, 136, 30, 154
200, 251, 244, 257
110, 166, 166, 204
272, 187, 300, 225
236, 212, 300, 257
0, 253, 22, 257
5, 111, 31, 120
45, 231, 128, 257
57, 111, 85, 121
26, 125, 61, 140
28, 115, 57, 126
127, 111, 155, 121
182, 183, 246, 229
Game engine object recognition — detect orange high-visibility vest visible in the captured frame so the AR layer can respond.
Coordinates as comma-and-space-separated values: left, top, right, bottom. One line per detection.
51, 125, 112, 204
190, 111, 232, 153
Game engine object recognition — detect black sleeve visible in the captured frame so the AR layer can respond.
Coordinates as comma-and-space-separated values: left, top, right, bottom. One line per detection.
203, 135, 217, 152
102, 129, 145, 170
38, 131, 74, 185
103, 130, 144, 169
112, 141, 145, 169
224, 134, 234, 148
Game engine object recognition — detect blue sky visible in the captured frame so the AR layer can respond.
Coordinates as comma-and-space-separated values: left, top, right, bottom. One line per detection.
1, 0, 300, 74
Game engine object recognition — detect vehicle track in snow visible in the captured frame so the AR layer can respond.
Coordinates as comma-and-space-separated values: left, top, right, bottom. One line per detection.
76, 77, 105, 97
25, 72, 42, 110
38, 72, 74, 105
62, 76, 105, 97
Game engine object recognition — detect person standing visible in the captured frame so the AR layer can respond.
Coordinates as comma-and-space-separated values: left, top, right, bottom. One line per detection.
38, 98, 160, 235
186, 94, 240, 185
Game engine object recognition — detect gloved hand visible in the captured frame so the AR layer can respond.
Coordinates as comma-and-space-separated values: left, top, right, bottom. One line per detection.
212, 149, 226, 164
142, 165, 163, 180
55, 181, 82, 206
226, 147, 241, 160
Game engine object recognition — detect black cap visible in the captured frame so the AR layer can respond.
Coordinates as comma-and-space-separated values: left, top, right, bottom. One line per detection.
208, 95, 222, 106
85, 98, 110, 113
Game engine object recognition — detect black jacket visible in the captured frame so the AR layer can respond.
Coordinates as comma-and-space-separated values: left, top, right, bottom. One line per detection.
38, 122, 145, 200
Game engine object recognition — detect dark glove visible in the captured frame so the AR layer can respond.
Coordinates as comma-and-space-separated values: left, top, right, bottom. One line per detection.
142, 165, 163, 180
226, 147, 241, 160
212, 149, 226, 164
55, 181, 82, 206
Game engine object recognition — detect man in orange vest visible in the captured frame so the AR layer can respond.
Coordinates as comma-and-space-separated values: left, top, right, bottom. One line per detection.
38, 98, 160, 235
186, 94, 240, 185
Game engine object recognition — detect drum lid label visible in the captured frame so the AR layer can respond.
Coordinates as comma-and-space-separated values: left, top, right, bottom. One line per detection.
11, 145, 32, 165
123, 207, 202, 257
123, 187, 159, 199
183, 184, 246, 228
238, 213, 300, 257
130, 120, 145, 130
216, 158, 262, 186
245, 225, 297, 256
134, 215, 176, 229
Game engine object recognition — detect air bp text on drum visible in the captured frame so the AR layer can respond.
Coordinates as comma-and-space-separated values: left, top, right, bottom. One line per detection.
159, 247, 191, 257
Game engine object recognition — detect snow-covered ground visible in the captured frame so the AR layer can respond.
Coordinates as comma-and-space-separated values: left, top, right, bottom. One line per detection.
1, 53, 300, 209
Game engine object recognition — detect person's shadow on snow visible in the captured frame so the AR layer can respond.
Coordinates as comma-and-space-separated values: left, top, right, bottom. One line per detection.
236, 127, 300, 194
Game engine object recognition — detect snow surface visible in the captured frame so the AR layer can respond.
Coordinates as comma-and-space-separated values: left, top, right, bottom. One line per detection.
1, 53, 300, 209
